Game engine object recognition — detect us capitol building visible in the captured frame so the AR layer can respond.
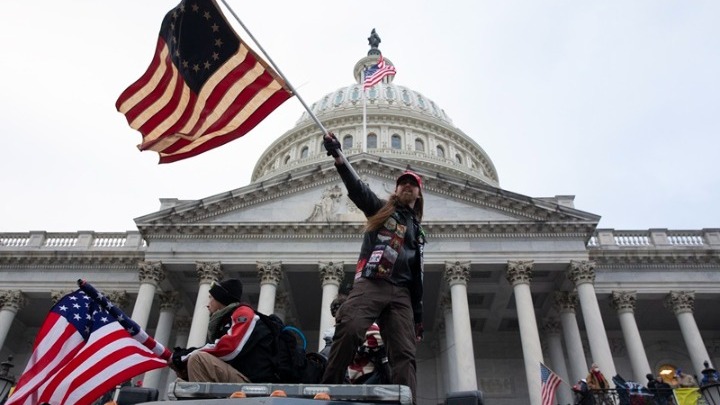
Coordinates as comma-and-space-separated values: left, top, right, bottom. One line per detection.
1, 37, 719, 405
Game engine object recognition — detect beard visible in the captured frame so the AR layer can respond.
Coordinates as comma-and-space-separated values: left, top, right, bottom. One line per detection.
396, 190, 417, 207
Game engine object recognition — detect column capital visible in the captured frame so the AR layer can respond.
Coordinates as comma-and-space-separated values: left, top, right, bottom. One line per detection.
440, 293, 452, 312
0, 290, 26, 312
106, 290, 130, 310
158, 291, 180, 312
50, 289, 72, 304
541, 317, 562, 335
138, 261, 166, 285
196, 261, 223, 283
318, 261, 345, 286
444, 261, 471, 286
554, 291, 579, 313
257, 261, 283, 285
567, 260, 596, 286
275, 291, 290, 313
665, 291, 695, 314
610, 291, 637, 313
174, 316, 191, 333
506, 260, 534, 286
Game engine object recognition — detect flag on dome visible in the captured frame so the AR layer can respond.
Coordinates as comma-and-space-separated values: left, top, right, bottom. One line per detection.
363, 54, 396, 89
116, 0, 294, 164
540, 363, 562, 405
6, 280, 170, 405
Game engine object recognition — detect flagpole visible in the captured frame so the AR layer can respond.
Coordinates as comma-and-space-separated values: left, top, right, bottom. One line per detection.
218, 0, 357, 172
362, 71, 367, 154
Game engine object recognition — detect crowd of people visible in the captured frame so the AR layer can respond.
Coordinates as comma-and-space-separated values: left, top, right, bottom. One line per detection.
571, 361, 718, 405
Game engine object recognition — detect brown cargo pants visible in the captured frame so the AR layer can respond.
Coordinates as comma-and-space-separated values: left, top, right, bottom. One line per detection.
321, 277, 417, 403
187, 351, 251, 383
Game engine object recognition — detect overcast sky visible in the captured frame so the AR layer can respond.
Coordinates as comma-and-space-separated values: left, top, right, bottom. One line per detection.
1, 1, 718, 233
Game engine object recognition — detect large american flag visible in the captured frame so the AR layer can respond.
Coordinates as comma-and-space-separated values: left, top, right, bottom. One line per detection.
363, 54, 396, 89
540, 363, 562, 405
6, 281, 170, 405
116, 0, 293, 163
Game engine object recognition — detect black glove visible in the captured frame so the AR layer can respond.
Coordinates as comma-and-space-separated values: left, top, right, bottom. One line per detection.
415, 323, 424, 342
323, 132, 342, 158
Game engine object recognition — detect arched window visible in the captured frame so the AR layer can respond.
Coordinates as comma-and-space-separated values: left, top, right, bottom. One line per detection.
300, 146, 309, 158
391, 134, 401, 149
455, 153, 462, 164
436, 145, 445, 158
284, 155, 291, 164
367, 133, 377, 149
343, 135, 353, 149
415, 138, 424, 152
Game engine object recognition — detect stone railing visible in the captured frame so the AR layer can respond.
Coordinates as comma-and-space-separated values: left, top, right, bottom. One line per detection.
587, 229, 720, 249
0, 231, 147, 250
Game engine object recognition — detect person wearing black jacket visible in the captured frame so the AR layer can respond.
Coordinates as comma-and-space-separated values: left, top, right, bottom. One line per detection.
320, 133, 426, 404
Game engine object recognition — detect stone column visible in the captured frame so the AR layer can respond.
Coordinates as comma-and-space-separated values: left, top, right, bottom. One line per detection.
143, 291, 179, 389
163, 317, 191, 390
318, 261, 345, 351
274, 291, 290, 323
506, 260, 544, 405
257, 261, 283, 315
131, 261, 166, 330
106, 290, 130, 311
50, 290, 72, 304
555, 291, 588, 382
610, 291, 651, 382
665, 291, 712, 377
441, 294, 459, 393
542, 317, 573, 405
187, 262, 222, 347
0, 290, 25, 351
444, 261, 477, 391
568, 260, 616, 381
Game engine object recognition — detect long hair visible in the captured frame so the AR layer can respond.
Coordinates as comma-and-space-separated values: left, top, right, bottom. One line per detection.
364, 194, 423, 232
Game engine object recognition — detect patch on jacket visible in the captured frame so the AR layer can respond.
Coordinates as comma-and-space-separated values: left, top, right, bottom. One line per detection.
236, 316, 248, 323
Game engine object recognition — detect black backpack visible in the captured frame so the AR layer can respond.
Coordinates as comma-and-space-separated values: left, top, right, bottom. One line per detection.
254, 311, 326, 384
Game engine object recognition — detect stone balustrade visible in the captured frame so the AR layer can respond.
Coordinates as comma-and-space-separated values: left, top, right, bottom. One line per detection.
587, 229, 720, 249
0, 231, 146, 250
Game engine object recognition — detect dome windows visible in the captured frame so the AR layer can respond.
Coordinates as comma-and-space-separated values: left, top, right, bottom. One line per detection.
391, 134, 402, 149
367, 133, 378, 149
436, 145, 445, 158
455, 153, 463, 164
385, 86, 396, 101
351, 86, 361, 102
284, 155, 291, 164
401, 89, 412, 105
343, 135, 353, 149
415, 138, 425, 152
333, 90, 344, 106
300, 146, 309, 158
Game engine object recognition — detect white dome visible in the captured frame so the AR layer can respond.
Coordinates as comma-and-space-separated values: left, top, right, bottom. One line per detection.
251, 54, 498, 186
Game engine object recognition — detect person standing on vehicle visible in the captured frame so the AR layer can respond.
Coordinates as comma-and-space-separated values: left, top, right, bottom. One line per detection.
320, 133, 426, 403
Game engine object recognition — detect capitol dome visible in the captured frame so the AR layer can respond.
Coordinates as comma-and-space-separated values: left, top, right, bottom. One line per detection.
251, 49, 499, 187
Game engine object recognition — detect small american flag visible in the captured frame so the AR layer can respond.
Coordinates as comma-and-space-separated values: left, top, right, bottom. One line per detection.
116, 0, 293, 163
363, 54, 396, 89
6, 281, 170, 405
540, 363, 562, 405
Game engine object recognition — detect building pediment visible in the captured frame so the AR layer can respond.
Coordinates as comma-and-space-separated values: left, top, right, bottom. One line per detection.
135, 155, 599, 239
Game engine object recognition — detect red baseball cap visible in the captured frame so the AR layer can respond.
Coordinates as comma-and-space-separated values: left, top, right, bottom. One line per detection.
396, 171, 423, 190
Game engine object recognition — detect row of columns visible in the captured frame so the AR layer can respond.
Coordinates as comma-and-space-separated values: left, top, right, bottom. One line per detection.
0, 259, 714, 404
436, 260, 714, 405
